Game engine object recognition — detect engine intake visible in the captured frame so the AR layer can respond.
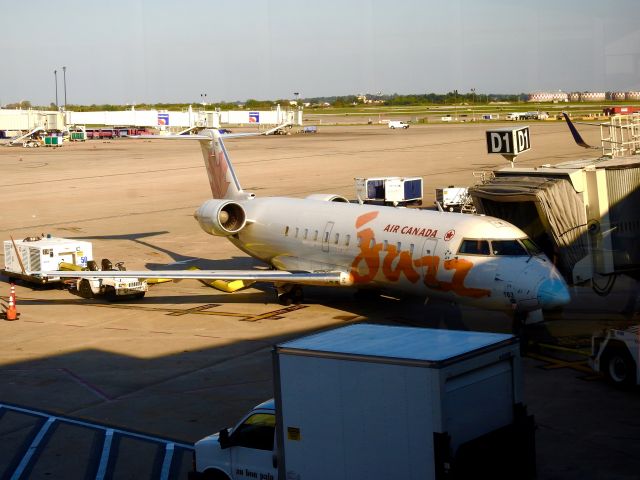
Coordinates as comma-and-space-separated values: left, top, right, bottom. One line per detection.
195, 199, 247, 236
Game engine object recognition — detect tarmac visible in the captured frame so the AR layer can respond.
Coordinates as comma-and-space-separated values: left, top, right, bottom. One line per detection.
1, 123, 639, 479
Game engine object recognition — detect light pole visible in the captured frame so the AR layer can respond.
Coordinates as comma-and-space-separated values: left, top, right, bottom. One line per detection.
293, 92, 299, 105
200, 93, 207, 106
54, 70, 58, 109
471, 88, 476, 121
63, 66, 67, 109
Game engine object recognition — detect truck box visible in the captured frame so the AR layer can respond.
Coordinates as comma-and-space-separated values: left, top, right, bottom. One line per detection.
355, 176, 423, 205
2, 235, 92, 284
273, 324, 534, 480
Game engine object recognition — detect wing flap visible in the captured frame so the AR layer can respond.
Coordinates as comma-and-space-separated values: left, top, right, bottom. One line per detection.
33, 270, 354, 287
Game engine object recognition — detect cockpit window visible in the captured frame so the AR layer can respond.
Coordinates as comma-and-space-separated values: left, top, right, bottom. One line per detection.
520, 238, 542, 256
491, 240, 528, 256
458, 239, 490, 255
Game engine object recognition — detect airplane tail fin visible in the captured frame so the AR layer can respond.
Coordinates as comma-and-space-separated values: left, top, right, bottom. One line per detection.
562, 112, 597, 149
198, 130, 250, 200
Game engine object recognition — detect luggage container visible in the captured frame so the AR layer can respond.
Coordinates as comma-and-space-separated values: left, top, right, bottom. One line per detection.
355, 176, 423, 206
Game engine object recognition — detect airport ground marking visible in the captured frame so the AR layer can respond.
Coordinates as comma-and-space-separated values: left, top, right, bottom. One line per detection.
0, 402, 194, 480
10, 295, 310, 322
526, 352, 596, 376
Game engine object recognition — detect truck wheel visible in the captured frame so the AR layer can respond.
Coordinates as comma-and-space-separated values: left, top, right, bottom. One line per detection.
134, 292, 145, 300
79, 279, 94, 299
104, 286, 118, 302
602, 348, 636, 388
203, 469, 230, 480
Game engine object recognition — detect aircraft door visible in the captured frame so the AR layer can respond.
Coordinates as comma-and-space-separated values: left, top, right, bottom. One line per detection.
321, 221, 334, 253
420, 239, 439, 287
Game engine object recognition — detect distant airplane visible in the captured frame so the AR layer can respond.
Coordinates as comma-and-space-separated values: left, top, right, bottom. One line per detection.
37, 130, 570, 320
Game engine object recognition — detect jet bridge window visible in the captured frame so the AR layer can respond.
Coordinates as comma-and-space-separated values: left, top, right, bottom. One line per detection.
491, 240, 528, 256
458, 239, 490, 255
230, 413, 275, 451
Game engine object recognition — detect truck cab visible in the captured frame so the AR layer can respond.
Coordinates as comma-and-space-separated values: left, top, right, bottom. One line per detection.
191, 400, 277, 480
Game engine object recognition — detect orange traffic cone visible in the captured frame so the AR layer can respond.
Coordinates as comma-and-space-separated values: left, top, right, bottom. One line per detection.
6, 294, 17, 321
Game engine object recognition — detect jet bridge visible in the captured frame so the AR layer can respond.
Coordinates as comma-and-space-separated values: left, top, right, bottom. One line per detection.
468, 157, 640, 286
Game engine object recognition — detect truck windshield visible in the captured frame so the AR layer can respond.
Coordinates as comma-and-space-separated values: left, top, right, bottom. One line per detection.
231, 413, 275, 451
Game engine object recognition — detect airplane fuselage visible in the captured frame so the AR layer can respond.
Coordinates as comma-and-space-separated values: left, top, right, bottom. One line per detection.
203, 197, 568, 313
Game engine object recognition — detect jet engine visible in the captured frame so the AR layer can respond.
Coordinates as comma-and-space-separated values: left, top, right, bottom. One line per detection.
194, 199, 247, 236
305, 193, 350, 203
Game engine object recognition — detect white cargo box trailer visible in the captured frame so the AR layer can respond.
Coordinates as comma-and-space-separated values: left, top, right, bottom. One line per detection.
355, 176, 423, 205
273, 324, 534, 480
2, 235, 92, 284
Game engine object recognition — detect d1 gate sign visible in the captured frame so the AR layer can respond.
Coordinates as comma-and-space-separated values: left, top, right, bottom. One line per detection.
486, 127, 531, 157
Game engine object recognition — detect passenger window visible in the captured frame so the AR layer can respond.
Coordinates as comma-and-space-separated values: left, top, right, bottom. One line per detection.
410, 244, 415, 255
370, 238, 376, 248
396, 242, 402, 252
334, 233, 339, 244
324, 231, 330, 243
383, 239, 388, 250
304, 228, 308, 240
458, 239, 490, 255
314, 230, 319, 241
357, 236, 362, 247
295, 227, 299, 238
491, 240, 528, 256
345, 234, 351, 246
284, 226, 289, 236
230, 413, 275, 451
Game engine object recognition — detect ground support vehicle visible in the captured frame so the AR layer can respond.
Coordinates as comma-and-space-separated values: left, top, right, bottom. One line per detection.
2, 235, 92, 284
191, 324, 536, 480
590, 325, 639, 388
62, 259, 148, 301
355, 176, 422, 206
388, 120, 409, 129
435, 186, 472, 212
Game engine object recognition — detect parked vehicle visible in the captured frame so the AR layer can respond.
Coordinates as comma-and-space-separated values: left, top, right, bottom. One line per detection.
190, 325, 535, 480
590, 325, 639, 388
388, 120, 409, 129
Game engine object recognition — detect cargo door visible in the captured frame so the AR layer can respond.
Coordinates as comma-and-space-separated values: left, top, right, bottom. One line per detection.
321, 221, 334, 253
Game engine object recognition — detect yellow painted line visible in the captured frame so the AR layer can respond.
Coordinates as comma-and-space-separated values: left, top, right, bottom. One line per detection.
526, 352, 594, 375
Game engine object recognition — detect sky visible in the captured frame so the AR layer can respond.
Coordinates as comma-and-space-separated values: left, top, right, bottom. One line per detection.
1, 0, 639, 105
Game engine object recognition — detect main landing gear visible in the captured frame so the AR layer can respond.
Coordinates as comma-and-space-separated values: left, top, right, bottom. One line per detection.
276, 284, 304, 306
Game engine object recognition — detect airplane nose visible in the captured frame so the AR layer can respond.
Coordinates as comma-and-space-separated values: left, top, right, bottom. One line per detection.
537, 276, 571, 309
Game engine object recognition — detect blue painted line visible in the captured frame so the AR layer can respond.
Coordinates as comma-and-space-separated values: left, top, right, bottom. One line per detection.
159, 442, 175, 480
95, 429, 114, 480
10, 417, 56, 480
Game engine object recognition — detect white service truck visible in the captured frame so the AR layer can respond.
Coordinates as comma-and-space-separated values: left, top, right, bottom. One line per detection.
190, 324, 536, 480
388, 120, 409, 129
590, 325, 639, 388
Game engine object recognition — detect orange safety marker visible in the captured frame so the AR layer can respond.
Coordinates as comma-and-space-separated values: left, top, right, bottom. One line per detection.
6, 295, 17, 321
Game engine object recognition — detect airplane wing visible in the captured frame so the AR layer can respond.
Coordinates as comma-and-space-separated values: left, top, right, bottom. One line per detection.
33, 270, 354, 287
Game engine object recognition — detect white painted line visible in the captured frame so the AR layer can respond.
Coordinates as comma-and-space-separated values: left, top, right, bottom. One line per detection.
95, 429, 114, 480
159, 442, 175, 480
10, 417, 56, 480
0, 403, 193, 449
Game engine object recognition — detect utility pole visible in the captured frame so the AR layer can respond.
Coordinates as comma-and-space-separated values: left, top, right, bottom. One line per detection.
63, 66, 67, 109
54, 70, 58, 109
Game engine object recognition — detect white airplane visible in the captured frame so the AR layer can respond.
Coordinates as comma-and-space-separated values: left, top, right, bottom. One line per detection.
38, 129, 570, 319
